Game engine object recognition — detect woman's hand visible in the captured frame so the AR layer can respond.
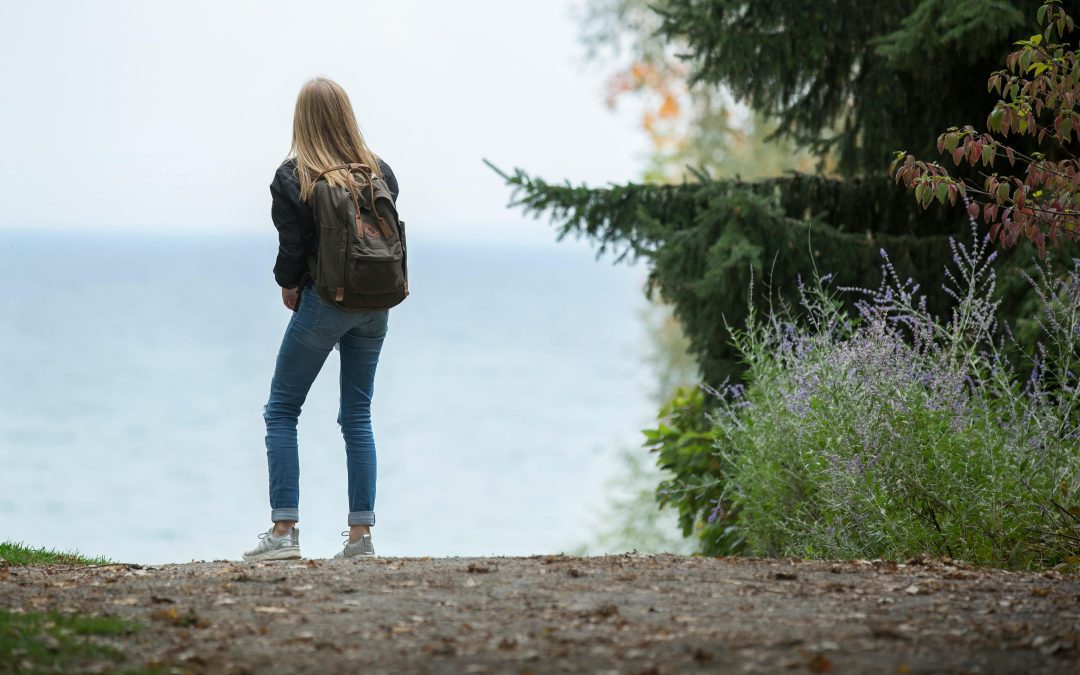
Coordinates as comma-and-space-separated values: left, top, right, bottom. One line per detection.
282, 286, 299, 310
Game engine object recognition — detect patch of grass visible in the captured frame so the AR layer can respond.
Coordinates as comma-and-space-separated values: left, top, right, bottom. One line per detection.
0, 541, 113, 567
0, 609, 142, 672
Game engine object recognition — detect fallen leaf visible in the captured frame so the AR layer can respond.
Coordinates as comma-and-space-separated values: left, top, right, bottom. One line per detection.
151, 607, 179, 622
808, 653, 833, 673
151, 607, 209, 628
498, 637, 517, 650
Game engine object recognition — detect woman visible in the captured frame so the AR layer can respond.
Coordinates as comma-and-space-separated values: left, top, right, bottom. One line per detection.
244, 77, 400, 562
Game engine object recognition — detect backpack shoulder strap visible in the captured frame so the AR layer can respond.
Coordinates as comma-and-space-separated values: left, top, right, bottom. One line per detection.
316, 163, 373, 181
314, 164, 381, 232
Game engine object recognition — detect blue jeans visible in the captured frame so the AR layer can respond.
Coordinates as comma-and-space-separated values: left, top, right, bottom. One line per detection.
263, 285, 388, 527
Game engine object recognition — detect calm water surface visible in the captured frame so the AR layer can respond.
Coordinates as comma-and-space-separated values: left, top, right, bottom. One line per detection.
0, 231, 653, 563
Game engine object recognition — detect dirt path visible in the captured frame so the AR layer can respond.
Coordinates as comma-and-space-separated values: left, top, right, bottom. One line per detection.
2, 553, 1078, 674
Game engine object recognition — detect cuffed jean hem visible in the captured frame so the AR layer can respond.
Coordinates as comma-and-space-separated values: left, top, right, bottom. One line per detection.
271, 508, 300, 523
348, 511, 375, 526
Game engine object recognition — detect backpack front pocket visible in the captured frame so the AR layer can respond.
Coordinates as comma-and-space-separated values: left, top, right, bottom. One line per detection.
346, 254, 405, 294
348, 243, 402, 261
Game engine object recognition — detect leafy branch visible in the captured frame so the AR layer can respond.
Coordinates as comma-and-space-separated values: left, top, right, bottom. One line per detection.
892, 0, 1080, 255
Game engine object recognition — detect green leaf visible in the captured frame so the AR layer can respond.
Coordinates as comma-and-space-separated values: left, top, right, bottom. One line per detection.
1038, 4, 1048, 25
997, 183, 1011, 203
1059, 115, 1073, 139
1020, 49, 1034, 73
988, 107, 1005, 132
935, 183, 949, 205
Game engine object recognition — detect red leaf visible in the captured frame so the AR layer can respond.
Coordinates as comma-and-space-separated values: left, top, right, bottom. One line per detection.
808, 654, 833, 673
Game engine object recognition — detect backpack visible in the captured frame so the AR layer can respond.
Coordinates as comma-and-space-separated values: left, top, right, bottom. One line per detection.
307, 163, 409, 311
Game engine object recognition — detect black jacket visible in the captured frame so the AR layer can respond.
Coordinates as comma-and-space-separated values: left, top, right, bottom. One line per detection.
270, 158, 400, 289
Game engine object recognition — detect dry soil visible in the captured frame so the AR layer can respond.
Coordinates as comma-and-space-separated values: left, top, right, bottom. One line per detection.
1, 553, 1078, 674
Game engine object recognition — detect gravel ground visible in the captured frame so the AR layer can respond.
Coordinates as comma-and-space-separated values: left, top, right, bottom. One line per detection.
2, 553, 1078, 674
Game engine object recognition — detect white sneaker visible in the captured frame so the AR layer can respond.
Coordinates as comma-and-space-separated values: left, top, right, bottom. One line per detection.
243, 526, 301, 562
333, 531, 375, 559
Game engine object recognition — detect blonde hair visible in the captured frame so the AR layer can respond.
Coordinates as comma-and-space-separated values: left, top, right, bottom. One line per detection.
289, 77, 382, 202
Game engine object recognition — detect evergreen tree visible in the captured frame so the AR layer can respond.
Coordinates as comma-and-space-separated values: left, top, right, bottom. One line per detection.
492, 165, 1054, 383
494, 1, 1080, 384
654, 0, 1074, 175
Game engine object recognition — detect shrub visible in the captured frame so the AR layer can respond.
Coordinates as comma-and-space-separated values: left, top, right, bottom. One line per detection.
672, 226, 1079, 568
645, 386, 739, 555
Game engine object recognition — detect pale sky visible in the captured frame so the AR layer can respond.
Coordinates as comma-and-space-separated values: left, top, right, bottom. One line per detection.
0, 0, 649, 245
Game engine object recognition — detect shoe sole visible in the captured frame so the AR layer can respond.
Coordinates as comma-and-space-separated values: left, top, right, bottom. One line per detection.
334, 552, 376, 560
243, 547, 302, 562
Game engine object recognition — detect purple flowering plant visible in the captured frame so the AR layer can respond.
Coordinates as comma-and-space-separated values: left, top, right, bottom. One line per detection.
690, 222, 1079, 568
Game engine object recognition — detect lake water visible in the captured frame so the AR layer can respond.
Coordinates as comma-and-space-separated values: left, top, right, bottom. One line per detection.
0, 231, 655, 563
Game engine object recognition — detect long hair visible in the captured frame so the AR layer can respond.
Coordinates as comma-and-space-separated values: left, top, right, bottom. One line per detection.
289, 77, 382, 202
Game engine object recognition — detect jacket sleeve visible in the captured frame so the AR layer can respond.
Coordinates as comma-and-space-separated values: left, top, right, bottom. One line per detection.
270, 167, 308, 289
378, 159, 400, 203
